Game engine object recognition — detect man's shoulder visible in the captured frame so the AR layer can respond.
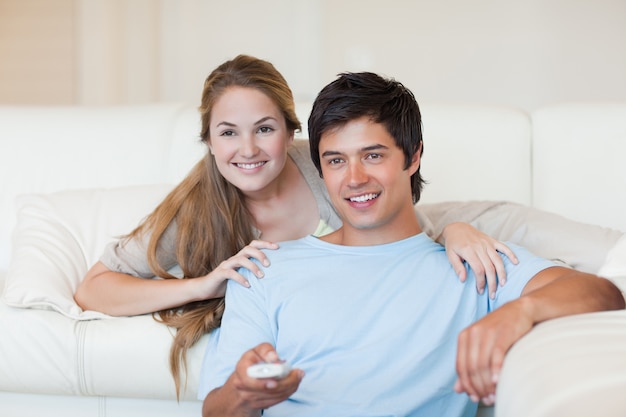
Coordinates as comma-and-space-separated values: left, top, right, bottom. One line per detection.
262, 236, 320, 263
486, 242, 557, 306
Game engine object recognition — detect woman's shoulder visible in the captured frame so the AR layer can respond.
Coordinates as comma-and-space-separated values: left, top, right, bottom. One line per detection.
288, 139, 312, 161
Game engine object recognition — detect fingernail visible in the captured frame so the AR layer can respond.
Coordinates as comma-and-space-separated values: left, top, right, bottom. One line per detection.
490, 291, 495, 299
470, 395, 479, 402
263, 260, 270, 267
256, 270, 264, 278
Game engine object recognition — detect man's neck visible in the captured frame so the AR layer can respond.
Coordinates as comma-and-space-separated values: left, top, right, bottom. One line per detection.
320, 213, 422, 247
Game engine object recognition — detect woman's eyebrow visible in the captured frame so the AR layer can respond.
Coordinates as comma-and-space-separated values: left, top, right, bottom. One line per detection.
254, 116, 278, 125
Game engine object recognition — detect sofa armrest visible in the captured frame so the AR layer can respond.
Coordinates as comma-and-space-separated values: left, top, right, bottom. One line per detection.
496, 311, 626, 417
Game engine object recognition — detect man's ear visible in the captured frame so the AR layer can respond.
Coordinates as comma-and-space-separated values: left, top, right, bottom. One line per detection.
407, 142, 422, 175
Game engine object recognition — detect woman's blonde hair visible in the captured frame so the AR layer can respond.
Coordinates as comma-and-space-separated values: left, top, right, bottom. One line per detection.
126, 55, 301, 398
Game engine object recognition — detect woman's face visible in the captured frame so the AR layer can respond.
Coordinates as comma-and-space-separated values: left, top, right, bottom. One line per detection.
208, 86, 294, 195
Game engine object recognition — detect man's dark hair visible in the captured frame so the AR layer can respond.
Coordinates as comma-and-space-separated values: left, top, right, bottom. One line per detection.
308, 72, 425, 203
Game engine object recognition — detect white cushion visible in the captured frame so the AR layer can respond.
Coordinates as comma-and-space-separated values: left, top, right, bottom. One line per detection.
598, 233, 626, 293
497, 310, 626, 417
419, 104, 531, 206
1, 184, 173, 319
532, 103, 626, 233
0, 103, 200, 272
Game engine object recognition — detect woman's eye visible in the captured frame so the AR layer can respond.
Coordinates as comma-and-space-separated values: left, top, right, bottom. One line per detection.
258, 126, 274, 134
220, 130, 235, 137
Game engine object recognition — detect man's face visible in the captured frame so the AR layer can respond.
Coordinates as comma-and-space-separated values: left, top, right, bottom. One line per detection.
318, 117, 421, 245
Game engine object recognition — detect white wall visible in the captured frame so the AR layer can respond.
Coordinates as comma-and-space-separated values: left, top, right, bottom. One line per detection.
3, 0, 626, 112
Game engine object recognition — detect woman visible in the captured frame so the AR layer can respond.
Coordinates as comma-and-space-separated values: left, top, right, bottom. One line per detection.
74, 55, 515, 397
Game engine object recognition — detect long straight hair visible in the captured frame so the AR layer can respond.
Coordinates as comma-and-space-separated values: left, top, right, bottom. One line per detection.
125, 55, 301, 398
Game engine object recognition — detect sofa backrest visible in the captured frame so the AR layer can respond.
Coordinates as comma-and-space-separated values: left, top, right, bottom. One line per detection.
418, 104, 531, 206
0, 103, 206, 270
532, 103, 626, 232
4, 101, 623, 271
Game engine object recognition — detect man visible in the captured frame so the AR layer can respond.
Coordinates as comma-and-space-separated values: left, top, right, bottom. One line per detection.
199, 72, 624, 417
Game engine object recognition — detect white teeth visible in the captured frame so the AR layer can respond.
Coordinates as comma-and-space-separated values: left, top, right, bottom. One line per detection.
349, 193, 379, 202
236, 161, 265, 169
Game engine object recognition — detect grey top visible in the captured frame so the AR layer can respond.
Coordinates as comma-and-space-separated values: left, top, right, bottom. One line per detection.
99, 140, 342, 278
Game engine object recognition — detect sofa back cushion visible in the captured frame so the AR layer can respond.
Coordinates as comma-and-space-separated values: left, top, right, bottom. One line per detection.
0, 103, 205, 270
418, 104, 531, 206
532, 103, 626, 232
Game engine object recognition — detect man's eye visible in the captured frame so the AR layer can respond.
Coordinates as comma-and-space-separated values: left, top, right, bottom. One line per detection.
328, 158, 343, 165
366, 153, 382, 160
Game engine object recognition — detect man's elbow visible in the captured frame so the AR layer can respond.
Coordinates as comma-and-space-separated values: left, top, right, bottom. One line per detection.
597, 277, 626, 311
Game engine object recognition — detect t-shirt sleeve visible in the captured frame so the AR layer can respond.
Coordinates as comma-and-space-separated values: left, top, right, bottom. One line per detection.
197, 269, 274, 399
99, 221, 179, 278
488, 243, 557, 311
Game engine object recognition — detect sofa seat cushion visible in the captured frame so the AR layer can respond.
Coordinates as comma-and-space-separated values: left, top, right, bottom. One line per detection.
0, 299, 207, 400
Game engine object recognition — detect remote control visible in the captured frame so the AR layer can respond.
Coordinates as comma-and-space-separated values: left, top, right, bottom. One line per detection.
247, 362, 291, 379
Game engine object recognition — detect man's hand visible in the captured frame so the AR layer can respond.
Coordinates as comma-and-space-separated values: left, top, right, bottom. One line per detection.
202, 343, 304, 417
454, 266, 625, 406
453, 300, 533, 405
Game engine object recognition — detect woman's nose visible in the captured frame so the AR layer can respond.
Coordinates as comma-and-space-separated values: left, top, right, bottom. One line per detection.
239, 137, 259, 158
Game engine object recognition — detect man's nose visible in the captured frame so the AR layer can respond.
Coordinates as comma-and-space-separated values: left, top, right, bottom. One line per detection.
347, 162, 368, 186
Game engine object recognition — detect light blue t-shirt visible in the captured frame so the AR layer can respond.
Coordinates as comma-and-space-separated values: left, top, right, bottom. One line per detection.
198, 233, 555, 417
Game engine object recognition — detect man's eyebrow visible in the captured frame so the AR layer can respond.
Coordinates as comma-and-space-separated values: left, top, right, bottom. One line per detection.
321, 150, 343, 158
362, 144, 389, 152
321, 144, 389, 158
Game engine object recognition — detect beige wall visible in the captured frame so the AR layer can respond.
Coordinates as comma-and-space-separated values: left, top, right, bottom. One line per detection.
0, 0, 74, 104
1, 0, 625, 112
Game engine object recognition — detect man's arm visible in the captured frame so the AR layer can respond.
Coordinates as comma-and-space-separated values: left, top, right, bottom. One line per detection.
202, 343, 303, 417
454, 266, 625, 404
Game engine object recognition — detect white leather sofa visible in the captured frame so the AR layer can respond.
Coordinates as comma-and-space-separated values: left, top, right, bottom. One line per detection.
1, 102, 625, 417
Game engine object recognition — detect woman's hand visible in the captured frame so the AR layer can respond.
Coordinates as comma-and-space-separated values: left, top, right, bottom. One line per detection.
439, 223, 518, 299
196, 240, 279, 299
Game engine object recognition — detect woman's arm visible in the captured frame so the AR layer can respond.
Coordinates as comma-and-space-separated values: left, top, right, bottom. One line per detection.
74, 240, 279, 316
